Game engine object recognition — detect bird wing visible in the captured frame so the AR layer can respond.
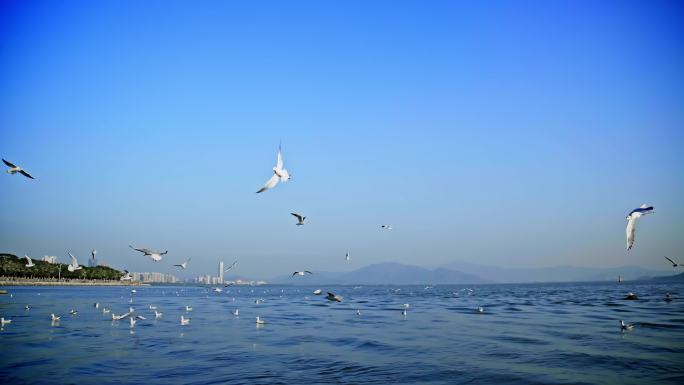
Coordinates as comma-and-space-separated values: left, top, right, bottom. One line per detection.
68, 252, 78, 265
626, 216, 637, 250
257, 174, 279, 193
640, 204, 649, 208
2, 159, 16, 168
291, 213, 303, 221
25, 255, 32, 263
173, 264, 182, 267
292, 272, 298, 276
224, 261, 237, 272
276, 144, 283, 171
664, 256, 676, 264
305, 271, 312, 274
19, 170, 34, 179
129, 245, 148, 254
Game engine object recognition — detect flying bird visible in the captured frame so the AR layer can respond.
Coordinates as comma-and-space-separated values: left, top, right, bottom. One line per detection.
664, 256, 680, 268
173, 257, 191, 269
345, 252, 350, 261
24, 255, 35, 268
256, 143, 291, 193
129, 245, 167, 261
3, 159, 34, 179
1, 317, 12, 326
224, 260, 238, 273
326, 292, 343, 302
180, 315, 190, 325
67, 252, 82, 272
292, 271, 312, 277
120, 270, 132, 281
290, 213, 306, 225
625, 204, 654, 251
381, 225, 392, 230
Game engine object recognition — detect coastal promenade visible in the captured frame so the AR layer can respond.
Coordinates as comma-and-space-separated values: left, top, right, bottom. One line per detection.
0, 277, 149, 286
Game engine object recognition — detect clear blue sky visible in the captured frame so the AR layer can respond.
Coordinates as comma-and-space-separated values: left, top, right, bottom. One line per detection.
1, 0, 682, 279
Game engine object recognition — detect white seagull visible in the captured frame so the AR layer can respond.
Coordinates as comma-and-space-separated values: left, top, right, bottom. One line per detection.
120, 270, 132, 281
620, 320, 634, 331
129, 317, 137, 328
173, 257, 191, 269
256, 316, 265, 325
129, 245, 167, 261
213, 287, 223, 293
51, 313, 60, 322
185, 306, 192, 312
232, 309, 239, 316
625, 204, 654, 251
24, 255, 35, 268
292, 271, 312, 277
67, 252, 82, 272
381, 225, 392, 230
345, 252, 350, 261
180, 315, 190, 325
155, 310, 163, 319
3, 159, 34, 179
291, 213, 306, 225
313, 289, 322, 295
664, 256, 680, 268
256, 143, 291, 193
1, 317, 12, 326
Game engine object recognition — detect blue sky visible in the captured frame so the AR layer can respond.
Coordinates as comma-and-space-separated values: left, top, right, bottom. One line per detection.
1, 0, 682, 279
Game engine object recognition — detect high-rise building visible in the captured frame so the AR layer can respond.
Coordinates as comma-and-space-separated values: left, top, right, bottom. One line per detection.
42, 255, 58, 264
219, 261, 224, 284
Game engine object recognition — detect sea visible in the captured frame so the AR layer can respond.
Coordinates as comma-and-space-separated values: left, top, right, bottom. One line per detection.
1, 282, 683, 385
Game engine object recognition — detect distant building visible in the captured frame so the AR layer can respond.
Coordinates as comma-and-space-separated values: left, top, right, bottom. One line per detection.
130, 272, 178, 283
42, 255, 58, 264
219, 261, 224, 284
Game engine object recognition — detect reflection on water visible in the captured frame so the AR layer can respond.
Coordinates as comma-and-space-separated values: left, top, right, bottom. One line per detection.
1, 282, 683, 384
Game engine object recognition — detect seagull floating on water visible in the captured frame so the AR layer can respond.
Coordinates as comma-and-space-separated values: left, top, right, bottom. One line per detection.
291, 213, 306, 225
3, 159, 34, 179
67, 252, 83, 272
102, 308, 110, 314
1, 317, 12, 326
620, 320, 634, 331
25, 305, 30, 310
313, 289, 322, 295
185, 306, 192, 312
256, 143, 291, 193
664, 256, 680, 268
51, 314, 60, 322
292, 271, 312, 277
232, 309, 239, 316
155, 310, 163, 318
94, 302, 99, 309
129, 245, 167, 262
180, 315, 190, 325
478, 306, 484, 313
625, 204, 654, 251
173, 257, 192, 270
256, 316, 265, 325
213, 287, 223, 293
326, 292, 343, 302
24, 255, 35, 268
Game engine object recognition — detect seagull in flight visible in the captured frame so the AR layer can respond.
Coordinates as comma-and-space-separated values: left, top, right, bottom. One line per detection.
626, 204, 654, 251
129, 245, 167, 261
292, 271, 312, 277
173, 257, 191, 269
67, 252, 82, 272
256, 143, 291, 193
381, 225, 392, 230
345, 252, 350, 261
3, 159, 34, 179
224, 260, 237, 273
290, 213, 306, 225
120, 270, 132, 281
326, 292, 343, 302
664, 256, 680, 268
24, 255, 35, 268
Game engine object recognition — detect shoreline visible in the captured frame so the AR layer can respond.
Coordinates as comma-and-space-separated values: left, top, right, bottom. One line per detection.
0, 280, 150, 287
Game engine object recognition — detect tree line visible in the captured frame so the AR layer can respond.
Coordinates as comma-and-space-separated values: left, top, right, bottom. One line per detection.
0, 253, 124, 280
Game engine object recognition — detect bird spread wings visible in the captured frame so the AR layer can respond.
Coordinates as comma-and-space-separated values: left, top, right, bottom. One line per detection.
2, 159, 16, 168
25, 255, 32, 263
664, 256, 676, 265
291, 213, 304, 221
224, 261, 237, 272
257, 173, 279, 193
276, 144, 283, 171
626, 216, 637, 251
69, 252, 78, 265
19, 170, 34, 179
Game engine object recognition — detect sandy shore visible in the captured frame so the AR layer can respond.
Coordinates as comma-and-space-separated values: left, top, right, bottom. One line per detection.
0, 280, 150, 286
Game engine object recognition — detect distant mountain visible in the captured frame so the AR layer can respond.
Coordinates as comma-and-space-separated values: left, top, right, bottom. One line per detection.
271, 262, 488, 285
647, 272, 684, 282
442, 261, 673, 283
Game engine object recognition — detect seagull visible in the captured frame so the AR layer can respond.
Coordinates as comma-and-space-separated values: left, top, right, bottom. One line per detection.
478, 306, 484, 313
130, 290, 136, 294
173, 257, 191, 269
620, 320, 634, 331
25, 305, 30, 310
120, 271, 132, 281
664, 256, 680, 268
254, 299, 263, 304
154, 310, 163, 319
185, 306, 192, 312
232, 309, 239, 316
149, 305, 157, 310
135, 315, 146, 320
256, 143, 291, 193
0, 317, 11, 326
403, 303, 410, 309
402, 308, 407, 316
51, 313, 60, 322
3, 159, 34, 179
224, 260, 238, 273
381, 225, 392, 230
94, 302, 99, 309
213, 287, 223, 293
67, 252, 83, 272
256, 316, 265, 325
91, 249, 97, 259
356, 309, 361, 316
129, 317, 137, 328
345, 252, 350, 261
24, 255, 35, 268
292, 271, 312, 277
291, 213, 306, 225
102, 308, 111, 314
313, 289, 322, 295
180, 315, 190, 325
129, 245, 167, 262
69, 309, 78, 315
112, 311, 131, 321
326, 292, 343, 302
626, 204, 654, 251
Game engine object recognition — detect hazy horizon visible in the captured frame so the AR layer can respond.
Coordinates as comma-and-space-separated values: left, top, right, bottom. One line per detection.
2, 1, 683, 280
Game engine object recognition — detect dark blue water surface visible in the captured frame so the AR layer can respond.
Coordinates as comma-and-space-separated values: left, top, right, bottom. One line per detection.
1, 282, 683, 384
